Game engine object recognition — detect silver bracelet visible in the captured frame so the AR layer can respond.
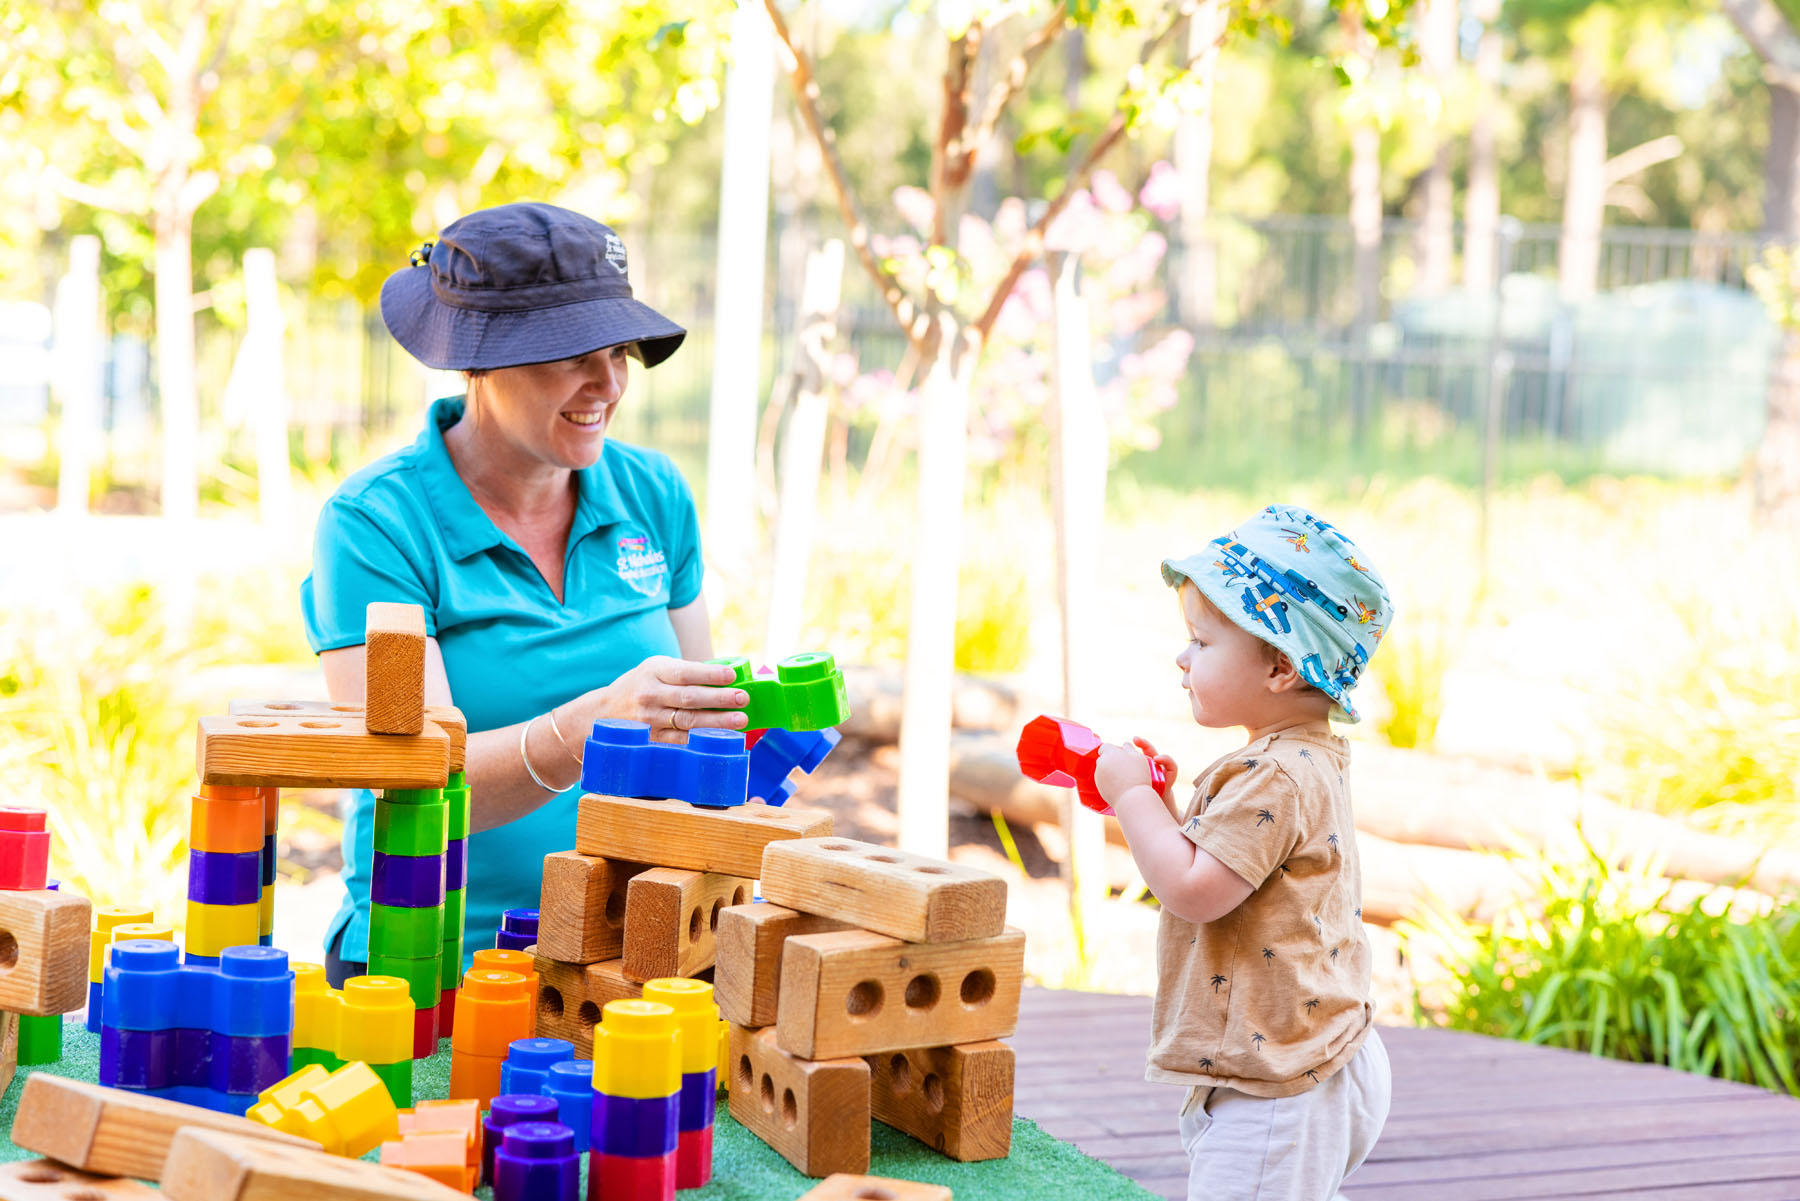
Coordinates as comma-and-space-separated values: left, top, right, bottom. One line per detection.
521, 713, 576, 793
547, 705, 582, 767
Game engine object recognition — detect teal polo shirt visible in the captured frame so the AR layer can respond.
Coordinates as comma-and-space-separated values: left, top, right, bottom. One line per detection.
300, 396, 702, 971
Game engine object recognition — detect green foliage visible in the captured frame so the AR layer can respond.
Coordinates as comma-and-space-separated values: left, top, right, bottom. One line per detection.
1403, 841, 1800, 1095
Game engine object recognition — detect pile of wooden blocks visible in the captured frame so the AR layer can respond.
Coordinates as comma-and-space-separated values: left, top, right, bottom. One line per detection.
717, 836, 1022, 1177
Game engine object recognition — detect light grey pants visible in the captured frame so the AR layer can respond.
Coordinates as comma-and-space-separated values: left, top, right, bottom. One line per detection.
1177, 1028, 1392, 1201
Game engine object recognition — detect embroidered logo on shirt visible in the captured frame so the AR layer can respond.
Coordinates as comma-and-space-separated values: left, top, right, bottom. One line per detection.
616, 534, 668, 597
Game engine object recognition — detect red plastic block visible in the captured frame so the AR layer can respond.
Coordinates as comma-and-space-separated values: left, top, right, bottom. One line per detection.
588, 1151, 675, 1201
1015, 714, 1167, 817
0, 807, 50, 891
413, 1004, 439, 1059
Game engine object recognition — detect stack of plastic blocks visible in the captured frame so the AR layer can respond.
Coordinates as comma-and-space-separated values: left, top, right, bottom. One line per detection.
472, 948, 539, 1035
258, 786, 278, 946
4, 809, 59, 1066
99, 941, 294, 1114
85, 904, 154, 1034
545, 1061, 597, 1154
590, 998, 682, 1201
380, 1097, 483, 1192
441, 771, 470, 1036
494, 1120, 581, 1201
247, 1060, 399, 1157
495, 908, 539, 952
186, 785, 268, 963
292, 963, 345, 1072
449, 968, 533, 1109
338, 974, 417, 1107
482, 1095, 558, 1187
644, 978, 721, 1188
369, 784, 448, 1059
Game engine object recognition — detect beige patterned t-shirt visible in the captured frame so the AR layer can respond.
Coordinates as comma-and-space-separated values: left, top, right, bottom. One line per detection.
1147, 721, 1373, 1098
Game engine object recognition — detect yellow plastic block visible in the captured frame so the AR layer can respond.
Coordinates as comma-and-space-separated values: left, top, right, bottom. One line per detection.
591, 1000, 680, 1100
88, 907, 155, 982
338, 975, 413, 1065
717, 1018, 730, 1093
294, 963, 340, 1053
642, 978, 720, 1075
247, 1061, 398, 1159
259, 886, 274, 937
185, 899, 260, 957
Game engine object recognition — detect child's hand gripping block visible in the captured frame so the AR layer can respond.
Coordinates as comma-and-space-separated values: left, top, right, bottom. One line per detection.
746, 727, 841, 806
1015, 715, 1168, 818
580, 722, 750, 809
707, 653, 849, 733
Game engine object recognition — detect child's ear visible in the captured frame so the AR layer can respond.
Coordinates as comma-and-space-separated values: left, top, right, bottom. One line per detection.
1266, 650, 1305, 694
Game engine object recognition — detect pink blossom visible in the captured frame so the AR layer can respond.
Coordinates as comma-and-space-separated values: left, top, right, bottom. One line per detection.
1092, 169, 1134, 215
1139, 161, 1181, 222
893, 186, 935, 237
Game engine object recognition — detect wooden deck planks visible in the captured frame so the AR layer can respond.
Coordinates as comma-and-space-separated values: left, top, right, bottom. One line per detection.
1013, 987, 1800, 1201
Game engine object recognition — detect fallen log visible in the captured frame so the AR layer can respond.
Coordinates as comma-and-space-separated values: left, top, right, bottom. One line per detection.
838, 666, 1020, 743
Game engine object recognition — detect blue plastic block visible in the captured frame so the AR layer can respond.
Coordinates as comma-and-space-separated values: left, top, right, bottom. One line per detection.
544, 1061, 597, 1154
86, 980, 102, 1034
370, 850, 446, 909
186, 1087, 255, 1116
99, 1025, 174, 1090
182, 953, 219, 968
102, 940, 181, 1031
500, 1037, 573, 1097
258, 933, 272, 947
746, 727, 842, 806
590, 1089, 678, 1159
187, 849, 262, 906
446, 838, 467, 891
210, 946, 295, 1038
261, 834, 277, 886
208, 1030, 292, 1095
580, 722, 750, 809
483, 1095, 559, 1188
493, 1121, 579, 1201
173, 1027, 212, 1088
678, 1068, 717, 1132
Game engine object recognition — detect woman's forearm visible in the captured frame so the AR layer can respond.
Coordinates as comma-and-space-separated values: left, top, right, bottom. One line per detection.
462, 706, 587, 834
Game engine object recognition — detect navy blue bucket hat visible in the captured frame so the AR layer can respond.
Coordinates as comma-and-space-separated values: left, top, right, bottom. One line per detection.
380, 202, 687, 371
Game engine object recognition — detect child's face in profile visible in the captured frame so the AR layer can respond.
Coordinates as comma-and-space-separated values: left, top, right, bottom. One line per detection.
1175, 582, 1280, 730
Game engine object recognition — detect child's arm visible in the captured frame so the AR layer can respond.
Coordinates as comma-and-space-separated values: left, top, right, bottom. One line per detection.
1096, 744, 1255, 925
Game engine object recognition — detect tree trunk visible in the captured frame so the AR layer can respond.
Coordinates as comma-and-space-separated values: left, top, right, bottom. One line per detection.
1464, 0, 1504, 291
1175, 1, 1224, 326
52, 236, 103, 516
1350, 122, 1383, 328
154, 200, 199, 523
1559, 38, 1608, 301
1757, 329, 1800, 527
1767, 83, 1800, 240
1416, 0, 1457, 294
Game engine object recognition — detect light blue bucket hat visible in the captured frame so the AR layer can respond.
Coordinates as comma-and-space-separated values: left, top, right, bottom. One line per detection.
1161, 504, 1393, 723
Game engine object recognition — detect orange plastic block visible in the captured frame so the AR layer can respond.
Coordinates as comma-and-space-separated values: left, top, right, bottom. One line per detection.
261, 786, 280, 834
470, 949, 538, 1036
399, 1099, 482, 1171
446, 1052, 505, 1111
380, 1130, 478, 1193
450, 970, 531, 1059
191, 786, 265, 854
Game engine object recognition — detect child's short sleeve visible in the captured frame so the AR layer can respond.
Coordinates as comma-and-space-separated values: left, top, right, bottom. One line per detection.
301, 497, 437, 653
664, 468, 703, 609
1178, 759, 1305, 891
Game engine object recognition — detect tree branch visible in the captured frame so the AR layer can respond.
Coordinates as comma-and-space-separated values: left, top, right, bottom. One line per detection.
764, 0, 928, 350
1721, 0, 1800, 88
112, 2, 182, 80
197, 0, 243, 98
1603, 134, 1682, 187
46, 166, 141, 216
957, 3, 1066, 180
932, 24, 979, 244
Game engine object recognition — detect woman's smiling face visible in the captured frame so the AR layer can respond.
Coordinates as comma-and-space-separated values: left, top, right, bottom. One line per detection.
474, 343, 636, 470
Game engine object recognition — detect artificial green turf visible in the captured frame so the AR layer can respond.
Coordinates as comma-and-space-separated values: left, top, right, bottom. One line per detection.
3, 1018, 1157, 1199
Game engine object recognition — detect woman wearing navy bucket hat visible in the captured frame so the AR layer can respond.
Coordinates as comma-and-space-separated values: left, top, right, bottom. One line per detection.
300, 202, 750, 985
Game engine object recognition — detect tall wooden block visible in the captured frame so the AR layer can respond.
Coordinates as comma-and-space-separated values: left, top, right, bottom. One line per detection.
760, 838, 1007, 944
364, 603, 427, 736
536, 851, 646, 964
13, 1076, 320, 1182
0, 1011, 15, 1098
621, 868, 752, 983
576, 795, 832, 879
777, 928, 1024, 1060
798, 1176, 953, 1201
727, 1024, 869, 1178
162, 1128, 471, 1201
0, 889, 91, 1016
534, 956, 642, 1058
230, 701, 467, 774
715, 903, 852, 1028
198, 714, 449, 789
0, 1160, 161, 1199
867, 1041, 1013, 1162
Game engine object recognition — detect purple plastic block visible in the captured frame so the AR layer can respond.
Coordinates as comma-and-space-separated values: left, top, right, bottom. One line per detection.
186, 848, 262, 906
494, 929, 535, 952
99, 1025, 174, 1091
493, 1121, 579, 1201
678, 1068, 717, 1131
208, 1030, 292, 1095
591, 1090, 678, 1159
261, 833, 277, 886
173, 1026, 213, 1088
370, 850, 446, 909
482, 1094, 559, 1188
445, 839, 467, 891
494, 909, 538, 953
580, 721, 750, 808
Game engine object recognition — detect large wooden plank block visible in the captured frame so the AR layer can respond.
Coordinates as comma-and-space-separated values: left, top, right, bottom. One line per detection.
0, 1160, 160, 1199
777, 928, 1024, 1060
715, 902, 852, 1028
163, 1128, 471, 1201
229, 700, 467, 773
0, 888, 91, 1016
868, 1040, 1014, 1161
622, 868, 752, 982
198, 714, 449, 789
760, 838, 1007, 944
536, 851, 647, 964
728, 1024, 870, 1178
576, 794, 833, 878
13, 1075, 320, 1181
364, 602, 426, 735
534, 955, 642, 1058
798, 1176, 952, 1201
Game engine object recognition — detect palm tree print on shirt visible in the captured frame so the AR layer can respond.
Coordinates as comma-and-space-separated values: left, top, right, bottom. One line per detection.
1298, 748, 1313, 761
1327, 833, 1339, 851
1304, 997, 1320, 1013
1251, 1032, 1266, 1049
1243, 758, 1261, 768
1262, 947, 1275, 961
1256, 809, 1274, 826
1198, 1057, 1214, 1072
1210, 974, 1227, 993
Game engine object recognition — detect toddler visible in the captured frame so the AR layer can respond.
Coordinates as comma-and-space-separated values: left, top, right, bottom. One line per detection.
1094, 503, 1394, 1200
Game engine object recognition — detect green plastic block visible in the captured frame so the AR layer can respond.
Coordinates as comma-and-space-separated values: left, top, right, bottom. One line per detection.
369, 902, 444, 959
368, 952, 441, 1009
371, 1058, 413, 1109
443, 773, 470, 840
708, 651, 850, 731
292, 1047, 345, 1073
439, 935, 465, 990
18, 1014, 61, 1066
372, 798, 448, 857
382, 787, 443, 805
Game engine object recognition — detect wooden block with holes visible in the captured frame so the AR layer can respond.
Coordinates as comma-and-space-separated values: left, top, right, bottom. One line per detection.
798, 1175, 953, 1201
867, 1040, 1013, 1161
536, 851, 647, 964
13, 1075, 320, 1181
728, 1024, 870, 1177
0, 888, 91, 1016
534, 955, 642, 1057
621, 868, 753, 982
576, 795, 832, 879
163, 1128, 471, 1201
760, 838, 1007, 944
715, 902, 852, 1028
198, 714, 449, 789
364, 602, 427, 735
777, 927, 1024, 1060
230, 700, 468, 773
0, 1160, 161, 1200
